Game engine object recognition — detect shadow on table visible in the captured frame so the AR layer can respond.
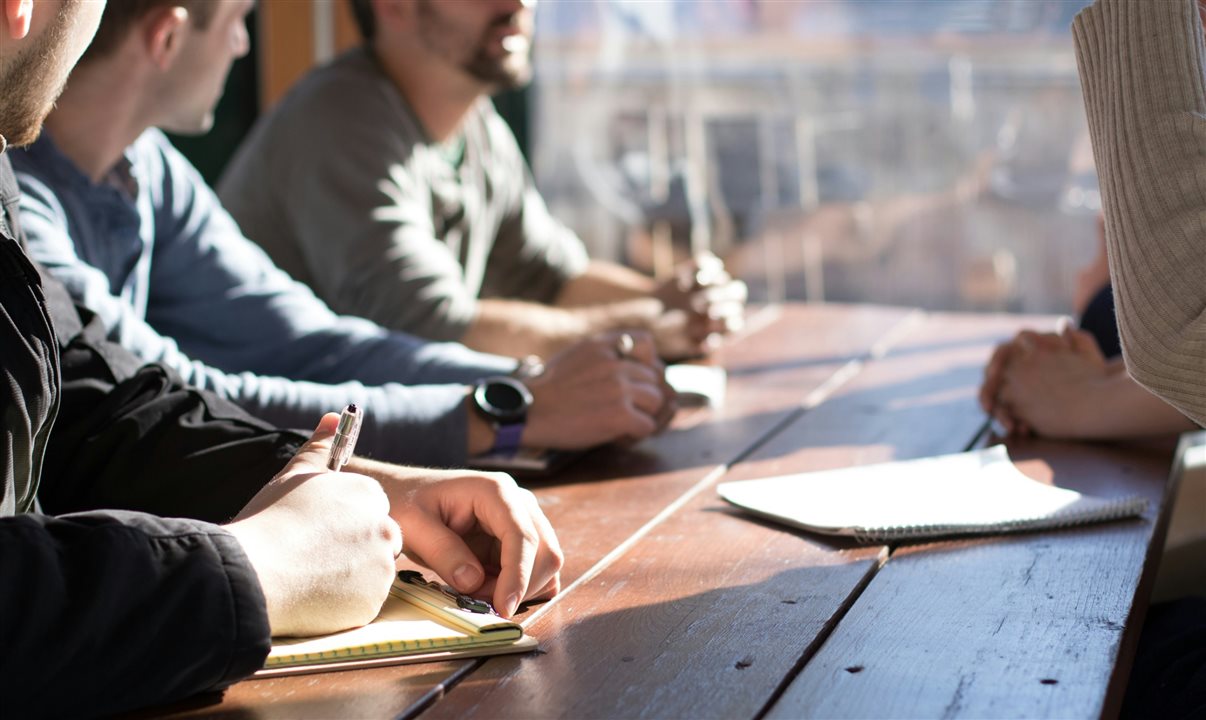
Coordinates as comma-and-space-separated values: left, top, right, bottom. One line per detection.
726, 331, 1014, 379
526, 358, 991, 489
449, 563, 879, 720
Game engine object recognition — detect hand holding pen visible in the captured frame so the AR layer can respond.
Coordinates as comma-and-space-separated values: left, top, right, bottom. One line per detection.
226, 410, 400, 636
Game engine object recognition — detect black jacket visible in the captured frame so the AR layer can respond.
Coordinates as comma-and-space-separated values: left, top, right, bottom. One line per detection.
0, 154, 306, 718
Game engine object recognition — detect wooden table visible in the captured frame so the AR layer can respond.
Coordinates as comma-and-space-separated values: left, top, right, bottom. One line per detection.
146, 303, 1179, 720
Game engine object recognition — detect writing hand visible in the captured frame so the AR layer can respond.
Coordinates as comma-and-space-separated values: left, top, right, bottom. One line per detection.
227, 413, 402, 637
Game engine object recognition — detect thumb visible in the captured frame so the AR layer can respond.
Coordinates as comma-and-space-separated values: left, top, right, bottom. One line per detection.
290, 412, 342, 471
312, 412, 340, 437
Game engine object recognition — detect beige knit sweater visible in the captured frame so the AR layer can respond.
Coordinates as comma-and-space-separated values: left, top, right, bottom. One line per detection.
1073, 0, 1206, 427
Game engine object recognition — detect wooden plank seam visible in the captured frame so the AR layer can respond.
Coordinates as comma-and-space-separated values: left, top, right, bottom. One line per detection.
410, 306, 927, 719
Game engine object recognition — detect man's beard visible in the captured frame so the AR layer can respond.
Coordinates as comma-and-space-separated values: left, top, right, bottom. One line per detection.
0, 2, 78, 149
417, 0, 533, 92
463, 41, 532, 92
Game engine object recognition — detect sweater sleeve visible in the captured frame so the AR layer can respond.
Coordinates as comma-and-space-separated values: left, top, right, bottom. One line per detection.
1073, 0, 1206, 426
15, 136, 513, 467
0, 511, 270, 719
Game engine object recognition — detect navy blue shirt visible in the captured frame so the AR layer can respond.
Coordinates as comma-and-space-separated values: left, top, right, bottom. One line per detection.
14, 130, 517, 467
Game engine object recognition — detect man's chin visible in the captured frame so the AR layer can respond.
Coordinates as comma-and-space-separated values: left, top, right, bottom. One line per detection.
0, 117, 47, 150
161, 114, 216, 138
471, 60, 532, 93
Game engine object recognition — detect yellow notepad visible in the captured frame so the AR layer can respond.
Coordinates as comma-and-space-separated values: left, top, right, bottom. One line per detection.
257, 571, 537, 677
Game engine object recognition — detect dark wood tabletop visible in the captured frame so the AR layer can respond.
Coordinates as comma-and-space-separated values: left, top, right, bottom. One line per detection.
145, 303, 1179, 720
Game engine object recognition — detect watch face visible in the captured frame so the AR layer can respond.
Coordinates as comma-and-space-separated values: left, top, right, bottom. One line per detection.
475, 377, 532, 423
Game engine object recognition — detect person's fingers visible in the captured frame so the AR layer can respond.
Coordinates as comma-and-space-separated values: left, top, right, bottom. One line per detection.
1015, 331, 1038, 357
520, 490, 563, 601
484, 507, 540, 618
696, 279, 748, 307
1054, 316, 1075, 348
313, 412, 340, 437
617, 400, 659, 440
1031, 332, 1066, 352
1068, 328, 1103, 358
388, 518, 404, 560
283, 412, 342, 474
997, 412, 1016, 435
686, 312, 728, 344
618, 357, 663, 387
980, 343, 1012, 412
615, 329, 658, 367
996, 376, 1021, 423
624, 377, 667, 418
393, 510, 487, 595
653, 386, 679, 431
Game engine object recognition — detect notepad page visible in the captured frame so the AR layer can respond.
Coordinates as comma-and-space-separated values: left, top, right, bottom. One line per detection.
717, 445, 1147, 541
267, 586, 523, 668
268, 599, 476, 666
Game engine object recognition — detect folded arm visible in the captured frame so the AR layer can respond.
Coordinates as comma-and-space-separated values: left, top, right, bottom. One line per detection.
1073, 0, 1206, 426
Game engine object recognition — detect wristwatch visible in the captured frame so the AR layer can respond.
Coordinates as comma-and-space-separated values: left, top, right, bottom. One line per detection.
472, 376, 533, 455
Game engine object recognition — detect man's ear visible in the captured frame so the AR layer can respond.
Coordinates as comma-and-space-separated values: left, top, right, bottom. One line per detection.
143, 6, 190, 70
4, 0, 34, 40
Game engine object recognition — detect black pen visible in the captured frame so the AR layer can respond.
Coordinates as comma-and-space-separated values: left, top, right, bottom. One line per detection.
327, 404, 363, 471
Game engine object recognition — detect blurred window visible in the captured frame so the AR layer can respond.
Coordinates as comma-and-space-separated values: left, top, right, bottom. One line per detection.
529, 0, 1097, 313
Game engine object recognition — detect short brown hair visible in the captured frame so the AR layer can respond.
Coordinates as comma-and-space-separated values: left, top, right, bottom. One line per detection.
83, 1, 217, 60
347, 0, 375, 41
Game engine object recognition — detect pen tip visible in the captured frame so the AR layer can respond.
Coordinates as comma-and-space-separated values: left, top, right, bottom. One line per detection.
348, 404, 358, 413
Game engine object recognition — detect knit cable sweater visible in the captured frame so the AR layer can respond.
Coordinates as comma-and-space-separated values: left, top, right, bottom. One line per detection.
1073, 0, 1206, 427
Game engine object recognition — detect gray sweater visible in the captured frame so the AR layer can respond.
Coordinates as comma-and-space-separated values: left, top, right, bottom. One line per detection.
1073, 0, 1206, 426
219, 47, 590, 343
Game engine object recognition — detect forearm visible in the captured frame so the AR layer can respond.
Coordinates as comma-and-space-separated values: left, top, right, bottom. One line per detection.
554, 260, 658, 307
1073, 0, 1206, 425
461, 297, 660, 359
43, 322, 305, 521
1074, 370, 1199, 439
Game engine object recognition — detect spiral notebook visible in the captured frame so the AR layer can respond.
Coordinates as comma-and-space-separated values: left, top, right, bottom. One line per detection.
717, 445, 1147, 543
256, 571, 537, 677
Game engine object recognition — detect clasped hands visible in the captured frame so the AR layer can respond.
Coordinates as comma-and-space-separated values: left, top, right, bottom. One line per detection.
652, 252, 748, 360
978, 324, 1115, 439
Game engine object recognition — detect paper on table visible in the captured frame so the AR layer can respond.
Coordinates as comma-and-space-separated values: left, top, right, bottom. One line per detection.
717, 445, 1147, 542
666, 364, 726, 408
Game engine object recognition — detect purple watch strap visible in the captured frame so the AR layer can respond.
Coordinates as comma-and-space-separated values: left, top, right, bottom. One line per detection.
491, 422, 525, 456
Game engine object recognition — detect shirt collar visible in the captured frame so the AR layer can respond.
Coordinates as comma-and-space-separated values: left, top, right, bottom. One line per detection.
19, 131, 141, 202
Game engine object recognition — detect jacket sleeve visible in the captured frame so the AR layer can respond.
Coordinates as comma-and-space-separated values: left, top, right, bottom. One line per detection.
32, 255, 306, 522
0, 511, 271, 719
1073, 0, 1206, 426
